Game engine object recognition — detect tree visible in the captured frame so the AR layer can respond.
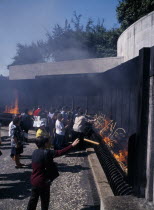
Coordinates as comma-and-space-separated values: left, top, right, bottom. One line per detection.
116, 0, 154, 30
9, 42, 45, 66
9, 12, 121, 66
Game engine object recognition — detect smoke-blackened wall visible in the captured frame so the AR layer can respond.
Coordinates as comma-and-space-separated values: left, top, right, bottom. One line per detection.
0, 56, 139, 135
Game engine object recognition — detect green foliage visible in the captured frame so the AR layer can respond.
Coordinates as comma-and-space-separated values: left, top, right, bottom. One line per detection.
117, 0, 154, 30
9, 12, 121, 66
10, 42, 46, 66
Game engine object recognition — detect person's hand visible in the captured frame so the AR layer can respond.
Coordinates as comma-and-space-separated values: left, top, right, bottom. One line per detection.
72, 138, 80, 147
65, 125, 69, 129
61, 118, 65, 122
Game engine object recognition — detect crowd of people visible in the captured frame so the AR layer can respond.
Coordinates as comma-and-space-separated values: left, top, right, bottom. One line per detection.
1, 105, 96, 209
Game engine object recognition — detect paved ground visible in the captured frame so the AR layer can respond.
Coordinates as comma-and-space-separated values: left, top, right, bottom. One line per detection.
0, 127, 100, 210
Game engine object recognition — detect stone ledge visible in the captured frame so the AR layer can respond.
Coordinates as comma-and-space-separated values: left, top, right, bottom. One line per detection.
87, 147, 154, 210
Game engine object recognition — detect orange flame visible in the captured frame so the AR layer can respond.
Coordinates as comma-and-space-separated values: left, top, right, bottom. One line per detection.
4, 96, 19, 114
103, 137, 114, 147
113, 150, 128, 163
94, 115, 128, 172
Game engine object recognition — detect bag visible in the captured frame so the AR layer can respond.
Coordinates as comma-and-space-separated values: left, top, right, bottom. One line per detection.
44, 150, 59, 182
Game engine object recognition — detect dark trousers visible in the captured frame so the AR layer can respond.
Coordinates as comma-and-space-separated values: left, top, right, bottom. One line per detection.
73, 131, 85, 149
54, 134, 65, 150
27, 185, 50, 210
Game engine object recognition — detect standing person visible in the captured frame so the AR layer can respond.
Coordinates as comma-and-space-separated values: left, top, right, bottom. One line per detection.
33, 106, 42, 116
20, 109, 33, 142
73, 109, 95, 149
10, 117, 24, 168
48, 108, 55, 139
72, 106, 80, 121
8, 114, 17, 137
61, 106, 68, 124
54, 113, 67, 150
39, 108, 48, 128
27, 137, 79, 210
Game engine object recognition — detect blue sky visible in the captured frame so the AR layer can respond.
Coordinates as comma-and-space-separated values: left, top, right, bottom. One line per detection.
0, 0, 119, 76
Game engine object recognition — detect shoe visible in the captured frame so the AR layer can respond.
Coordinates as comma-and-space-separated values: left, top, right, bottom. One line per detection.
15, 165, 23, 169
19, 163, 26, 166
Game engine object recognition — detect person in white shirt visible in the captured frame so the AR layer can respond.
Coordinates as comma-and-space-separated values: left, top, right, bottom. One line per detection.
60, 106, 68, 124
9, 121, 14, 137
54, 113, 67, 149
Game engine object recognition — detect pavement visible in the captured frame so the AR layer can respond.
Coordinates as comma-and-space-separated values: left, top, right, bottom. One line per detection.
1, 126, 154, 210
0, 127, 100, 210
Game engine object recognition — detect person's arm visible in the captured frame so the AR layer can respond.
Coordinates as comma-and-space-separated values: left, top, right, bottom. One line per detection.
54, 138, 79, 157
87, 119, 96, 123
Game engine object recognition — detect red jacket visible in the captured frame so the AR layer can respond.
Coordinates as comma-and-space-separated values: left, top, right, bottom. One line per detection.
33, 108, 41, 116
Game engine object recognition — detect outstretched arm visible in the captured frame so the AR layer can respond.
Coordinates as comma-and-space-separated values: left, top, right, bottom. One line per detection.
54, 138, 79, 157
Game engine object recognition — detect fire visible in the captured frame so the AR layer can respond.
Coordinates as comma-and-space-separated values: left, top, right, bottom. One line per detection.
4, 96, 19, 114
103, 137, 114, 147
94, 114, 128, 172
113, 150, 128, 163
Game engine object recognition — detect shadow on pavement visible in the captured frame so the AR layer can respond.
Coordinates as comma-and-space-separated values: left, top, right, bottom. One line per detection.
81, 205, 100, 210
0, 171, 31, 200
20, 155, 32, 160
1, 146, 11, 150
65, 150, 94, 157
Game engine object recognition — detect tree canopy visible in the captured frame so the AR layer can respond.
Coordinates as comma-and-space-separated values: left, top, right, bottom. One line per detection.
116, 0, 154, 30
9, 12, 121, 66
10, 0, 154, 67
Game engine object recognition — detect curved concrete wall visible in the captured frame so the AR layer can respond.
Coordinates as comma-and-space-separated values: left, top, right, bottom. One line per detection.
117, 11, 154, 61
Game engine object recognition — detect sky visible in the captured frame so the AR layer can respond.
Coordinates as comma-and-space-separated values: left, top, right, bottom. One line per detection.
0, 0, 119, 76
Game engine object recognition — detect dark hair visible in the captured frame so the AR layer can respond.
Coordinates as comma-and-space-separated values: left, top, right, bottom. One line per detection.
78, 109, 84, 115
57, 113, 62, 120
24, 109, 29, 114
36, 136, 49, 148
13, 117, 20, 125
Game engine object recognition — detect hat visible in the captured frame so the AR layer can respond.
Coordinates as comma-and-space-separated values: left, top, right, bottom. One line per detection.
40, 121, 45, 127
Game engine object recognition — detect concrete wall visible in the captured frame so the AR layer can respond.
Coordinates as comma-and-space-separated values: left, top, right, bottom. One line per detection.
9, 57, 124, 80
3, 56, 139, 134
117, 11, 154, 62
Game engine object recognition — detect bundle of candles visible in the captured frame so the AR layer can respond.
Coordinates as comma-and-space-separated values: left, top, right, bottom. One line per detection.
84, 138, 99, 145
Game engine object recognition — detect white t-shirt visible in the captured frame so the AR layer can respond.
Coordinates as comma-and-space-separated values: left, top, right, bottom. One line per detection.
48, 112, 54, 119
73, 116, 86, 133
8, 121, 13, 137
55, 119, 65, 135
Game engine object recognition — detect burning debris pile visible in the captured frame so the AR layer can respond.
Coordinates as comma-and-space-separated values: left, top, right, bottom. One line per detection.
93, 113, 128, 173
4, 97, 20, 115
3, 90, 20, 115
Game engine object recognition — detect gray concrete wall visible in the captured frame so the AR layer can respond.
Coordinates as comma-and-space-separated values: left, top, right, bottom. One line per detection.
117, 11, 154, 62
9, 57, 124, 80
